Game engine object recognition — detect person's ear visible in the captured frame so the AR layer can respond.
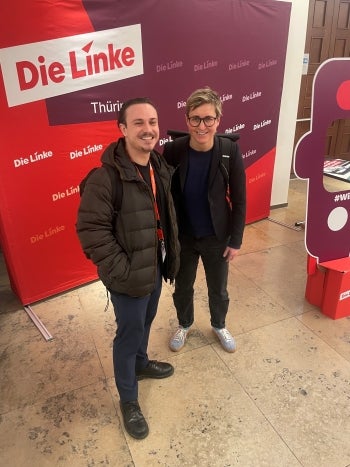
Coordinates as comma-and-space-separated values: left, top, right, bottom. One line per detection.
119, 123, 127, 136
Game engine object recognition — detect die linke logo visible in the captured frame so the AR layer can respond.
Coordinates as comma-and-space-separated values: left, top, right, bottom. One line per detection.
0, 24, 143, 107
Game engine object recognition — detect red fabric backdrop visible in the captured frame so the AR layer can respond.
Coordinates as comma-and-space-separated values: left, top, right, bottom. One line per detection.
0, 0, 291, 303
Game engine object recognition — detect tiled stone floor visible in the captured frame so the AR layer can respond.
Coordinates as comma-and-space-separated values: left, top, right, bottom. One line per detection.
0, 178, 349, 467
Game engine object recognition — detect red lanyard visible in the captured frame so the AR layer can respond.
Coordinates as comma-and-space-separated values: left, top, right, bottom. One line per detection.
136, 162, 164, 242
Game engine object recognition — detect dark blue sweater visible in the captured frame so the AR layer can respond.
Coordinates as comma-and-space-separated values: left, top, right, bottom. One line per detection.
183, 148, 215, 237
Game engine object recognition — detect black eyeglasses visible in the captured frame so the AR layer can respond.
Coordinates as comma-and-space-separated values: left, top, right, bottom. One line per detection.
187, 116, 217, 127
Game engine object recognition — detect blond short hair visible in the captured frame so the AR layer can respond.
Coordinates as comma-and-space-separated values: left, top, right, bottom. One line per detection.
186, 87, 222, 118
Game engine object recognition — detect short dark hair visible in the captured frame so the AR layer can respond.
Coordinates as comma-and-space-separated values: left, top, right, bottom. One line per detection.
118, 97, 157, 126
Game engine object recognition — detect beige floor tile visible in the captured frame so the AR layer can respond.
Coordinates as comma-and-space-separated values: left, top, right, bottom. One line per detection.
220, 318, 350, 467
269, 200, 307, 227
234, 245, 315, 315
77, 281, 117, 380
1, 176, 349, 466
170, 256, 313, 348
0, 380, 132, 467
0, 292, 105, 413
250, 218, 305, 245
285, 239, 308, 256
297, 310, 350, 362
109, 347, 302, 467
0, 306, 44, 347
195, 261, 298, 336
238, 223, 287, 256
0, 331, 105, 414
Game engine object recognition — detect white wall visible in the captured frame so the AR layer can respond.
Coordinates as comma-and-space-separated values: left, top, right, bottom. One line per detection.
271, 0, 310, 207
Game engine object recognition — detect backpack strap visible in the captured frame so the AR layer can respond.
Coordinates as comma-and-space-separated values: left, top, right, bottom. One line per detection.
218, 136, 232, 181
218, 136, 234, 211
101, 163, 122, 213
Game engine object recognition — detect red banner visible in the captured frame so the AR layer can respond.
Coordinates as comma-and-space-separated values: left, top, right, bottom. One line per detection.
0, 0, 291, 303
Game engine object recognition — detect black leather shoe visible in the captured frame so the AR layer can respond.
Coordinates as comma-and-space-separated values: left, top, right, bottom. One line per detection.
136, 360, 174, 380
119, 400, 149, 439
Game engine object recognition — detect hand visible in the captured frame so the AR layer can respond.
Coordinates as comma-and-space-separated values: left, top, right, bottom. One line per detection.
223, 246, 239, 262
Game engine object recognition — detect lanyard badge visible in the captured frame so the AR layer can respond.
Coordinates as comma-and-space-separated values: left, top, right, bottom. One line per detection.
137, 162, 166, 262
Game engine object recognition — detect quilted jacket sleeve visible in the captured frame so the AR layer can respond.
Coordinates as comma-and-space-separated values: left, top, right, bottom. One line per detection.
76, 166, 130, 284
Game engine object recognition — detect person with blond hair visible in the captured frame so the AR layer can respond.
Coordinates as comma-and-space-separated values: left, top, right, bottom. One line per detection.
163, 87, 246, 353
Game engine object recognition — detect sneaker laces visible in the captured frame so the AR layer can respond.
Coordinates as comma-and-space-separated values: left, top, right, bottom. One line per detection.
219, 328, 233, 342
173, 327, 187, 342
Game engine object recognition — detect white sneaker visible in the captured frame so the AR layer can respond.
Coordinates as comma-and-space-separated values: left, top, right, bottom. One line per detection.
212, 327, 236, 353
169, 326, 190, 351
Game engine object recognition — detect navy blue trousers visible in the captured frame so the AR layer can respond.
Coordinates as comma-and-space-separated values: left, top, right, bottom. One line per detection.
173, 235, 229, 329
110, 266, 162, 402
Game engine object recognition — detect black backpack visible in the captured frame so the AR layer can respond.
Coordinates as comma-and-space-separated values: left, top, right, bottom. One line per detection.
79, 163, 122, 214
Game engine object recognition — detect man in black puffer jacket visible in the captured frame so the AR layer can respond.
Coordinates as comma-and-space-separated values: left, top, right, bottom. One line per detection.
76, 97, 180, 440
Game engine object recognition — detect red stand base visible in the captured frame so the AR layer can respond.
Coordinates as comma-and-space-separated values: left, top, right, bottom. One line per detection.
305, 255, 350, 320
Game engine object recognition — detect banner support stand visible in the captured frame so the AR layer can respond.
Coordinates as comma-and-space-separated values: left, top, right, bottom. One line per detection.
267, 217, 302, 231
24, 305, 54, 342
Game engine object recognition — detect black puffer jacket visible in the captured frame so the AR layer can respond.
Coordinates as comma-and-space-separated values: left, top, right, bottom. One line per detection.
76, 139, 180, 297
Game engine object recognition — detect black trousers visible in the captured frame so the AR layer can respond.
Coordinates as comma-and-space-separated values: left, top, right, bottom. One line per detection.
173, 235, 229, 329
110, 266, 162, 402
